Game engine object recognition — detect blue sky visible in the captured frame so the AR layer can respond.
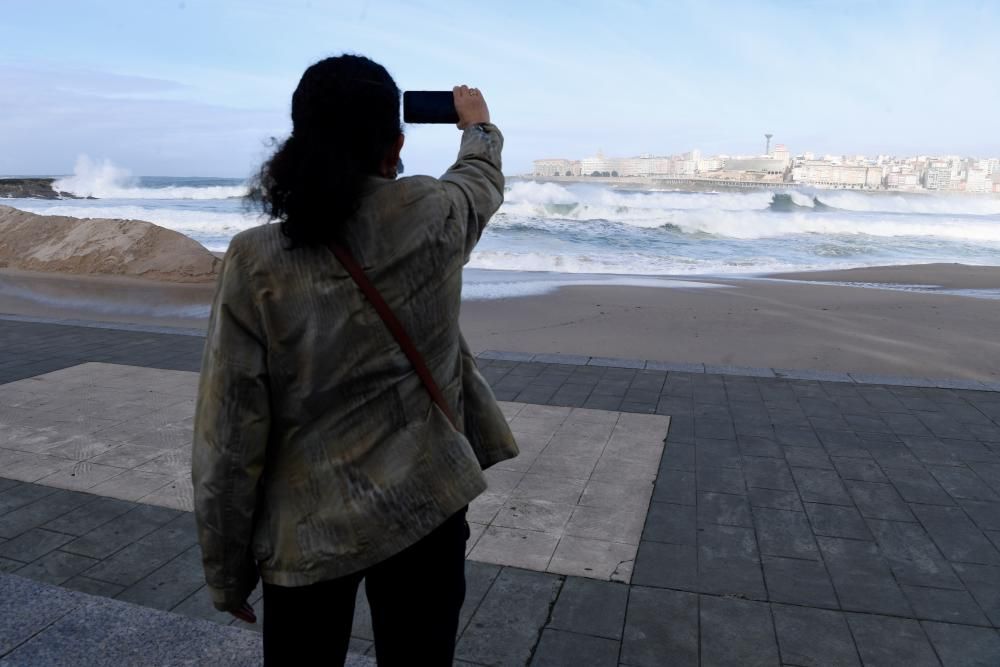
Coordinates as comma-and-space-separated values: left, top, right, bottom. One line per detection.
2, 0, 999, 177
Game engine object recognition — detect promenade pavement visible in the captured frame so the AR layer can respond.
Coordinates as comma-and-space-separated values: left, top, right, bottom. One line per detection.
1, 317, 1000, 666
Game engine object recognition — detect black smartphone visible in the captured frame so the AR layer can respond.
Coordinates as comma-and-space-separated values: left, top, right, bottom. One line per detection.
403, 91, 459, 124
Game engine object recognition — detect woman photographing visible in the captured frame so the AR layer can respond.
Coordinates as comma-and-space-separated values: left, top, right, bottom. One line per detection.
192, 54, 511, 665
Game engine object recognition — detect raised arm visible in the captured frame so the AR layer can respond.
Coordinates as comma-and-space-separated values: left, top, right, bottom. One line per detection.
440, 85, 504, 262
191, 242, 271, 612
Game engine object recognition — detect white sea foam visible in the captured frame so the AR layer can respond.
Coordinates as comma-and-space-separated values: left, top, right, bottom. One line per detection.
467, 250, 846, 276
53, 156, 246, 200
497, 181, 1000, 241
462, 271, 723, 299
818, 190, 1000, 216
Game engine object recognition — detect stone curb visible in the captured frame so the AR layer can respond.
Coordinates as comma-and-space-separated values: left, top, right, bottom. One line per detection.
477, 350, 1000, 392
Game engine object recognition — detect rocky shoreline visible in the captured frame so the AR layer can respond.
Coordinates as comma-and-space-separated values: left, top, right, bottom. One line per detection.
0, 178, 85, 199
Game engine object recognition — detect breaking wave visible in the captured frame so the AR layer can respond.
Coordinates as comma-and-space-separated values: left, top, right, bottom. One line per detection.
53, 156, 246, 200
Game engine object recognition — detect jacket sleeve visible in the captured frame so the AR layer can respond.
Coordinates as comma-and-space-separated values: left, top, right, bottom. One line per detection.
191, 242, 270, 611
439, 123, 505, 262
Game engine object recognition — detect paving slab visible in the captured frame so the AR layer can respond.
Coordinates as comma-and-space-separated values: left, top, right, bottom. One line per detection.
469, 404, 668, 582
5, 323, 1000, 664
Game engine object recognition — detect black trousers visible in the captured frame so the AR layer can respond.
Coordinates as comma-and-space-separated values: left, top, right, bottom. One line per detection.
261, 508, 469, 666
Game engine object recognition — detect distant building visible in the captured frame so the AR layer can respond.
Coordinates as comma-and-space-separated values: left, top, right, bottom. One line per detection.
533, 159, 580, 177
792, 162, 880, 188
723, 157, 786, 176
966, 169, 990, 193
924, 166, 952, 190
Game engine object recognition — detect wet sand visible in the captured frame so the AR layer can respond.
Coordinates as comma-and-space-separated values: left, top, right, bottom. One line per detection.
0, 269, 214, 330
769, 263, 1000, 291
2, 264, 999, 382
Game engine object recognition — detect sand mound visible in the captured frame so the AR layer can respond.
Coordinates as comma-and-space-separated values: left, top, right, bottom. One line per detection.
0, 205, 221, 283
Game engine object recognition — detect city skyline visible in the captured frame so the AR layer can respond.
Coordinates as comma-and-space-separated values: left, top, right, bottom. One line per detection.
532, 141, 1000, 193
2, 1, 1000, 177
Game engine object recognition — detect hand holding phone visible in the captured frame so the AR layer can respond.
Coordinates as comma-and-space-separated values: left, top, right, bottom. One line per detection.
403, 86, 490, 129
453, 85, 490, 130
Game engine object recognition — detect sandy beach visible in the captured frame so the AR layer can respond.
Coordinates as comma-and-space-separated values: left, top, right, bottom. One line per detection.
2, 262, 998, 382
460, 266, 1000, 381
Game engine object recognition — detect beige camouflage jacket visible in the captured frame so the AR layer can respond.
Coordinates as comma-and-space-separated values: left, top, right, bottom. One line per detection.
192, 124, 504, 610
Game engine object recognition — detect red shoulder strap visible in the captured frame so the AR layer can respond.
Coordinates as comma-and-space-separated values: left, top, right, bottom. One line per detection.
328, 242, 459, 431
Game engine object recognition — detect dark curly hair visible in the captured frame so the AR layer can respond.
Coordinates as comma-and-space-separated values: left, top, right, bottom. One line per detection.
248, 55, 401, 246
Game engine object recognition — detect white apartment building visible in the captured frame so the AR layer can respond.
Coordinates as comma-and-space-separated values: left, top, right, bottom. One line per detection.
792, 162, 880, 188
924, 166, 952, 190
966, 169, 991, 193
533, 159, 579, 177
580, 155, 618, 175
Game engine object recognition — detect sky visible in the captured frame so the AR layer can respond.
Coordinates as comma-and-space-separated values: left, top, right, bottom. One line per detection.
2, 0, 999, 178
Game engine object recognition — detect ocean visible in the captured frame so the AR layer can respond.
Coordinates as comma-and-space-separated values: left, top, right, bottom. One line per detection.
8, 170, 1000, 298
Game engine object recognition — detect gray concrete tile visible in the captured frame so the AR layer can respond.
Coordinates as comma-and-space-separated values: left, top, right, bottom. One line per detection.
694, 416, 735, 440
631, 541, 697, 591
477, 350, 536, 362
652, 470, 695, 506
699, 596, 779, 667
659, 444, 695, 472
646, 360, 704, 373
643, 502, 696, 545
41, 495, 136, 536
753, 507, 819, 560
61, 502, 180, 559
738, 435, 784, 458
846, 613, 941, 667
547, 576, 627, 640
845, 480, 917, 521
13, 549, 99, 585
929, 465, 1000, 501
621, 586, 698, 667
866, 518, 963, 590
697, 557, 767, 599
792, 467, 853, 505
0, 555, 23, 573
761, 555, 838, 608
803, 502, 872, 540
695, 437, 742, 469
531, 353, 590, 365
748, 487, 803, 512
901, 584, 991, 625
882, 465, 955, 505
772, 604, 860, 667
0, 479, 21, 494
61, 575, 126, 598
0, 527, 73, 562
697, 492, 752, 527
455, 568, 562, 667
952, 562, 1000, 626
743, 457, 797, 491
0, 489, 97, 539
784, 446, 834, 469
960, 499, 1000, 531
695, 467, 746, 495
0, 483, 58, 515
817, 536, 912, 616
529, 629, 619, 666
910, 504, 1000, 565
921, 621, 1000, 667
588, 356, 645, 369
116, 544, 205, 610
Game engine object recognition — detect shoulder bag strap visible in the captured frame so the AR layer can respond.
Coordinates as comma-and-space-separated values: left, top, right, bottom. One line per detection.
328, 242, 460, 432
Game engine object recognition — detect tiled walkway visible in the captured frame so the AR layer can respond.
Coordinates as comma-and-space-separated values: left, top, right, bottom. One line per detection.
2, 319, 1000, 665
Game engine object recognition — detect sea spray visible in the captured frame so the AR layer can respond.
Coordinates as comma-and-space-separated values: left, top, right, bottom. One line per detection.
8, 170, 1000, 279
54, 156, 247, 200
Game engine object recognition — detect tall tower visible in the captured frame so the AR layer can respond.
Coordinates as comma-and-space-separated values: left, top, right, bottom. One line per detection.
764, 134, 773, 156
